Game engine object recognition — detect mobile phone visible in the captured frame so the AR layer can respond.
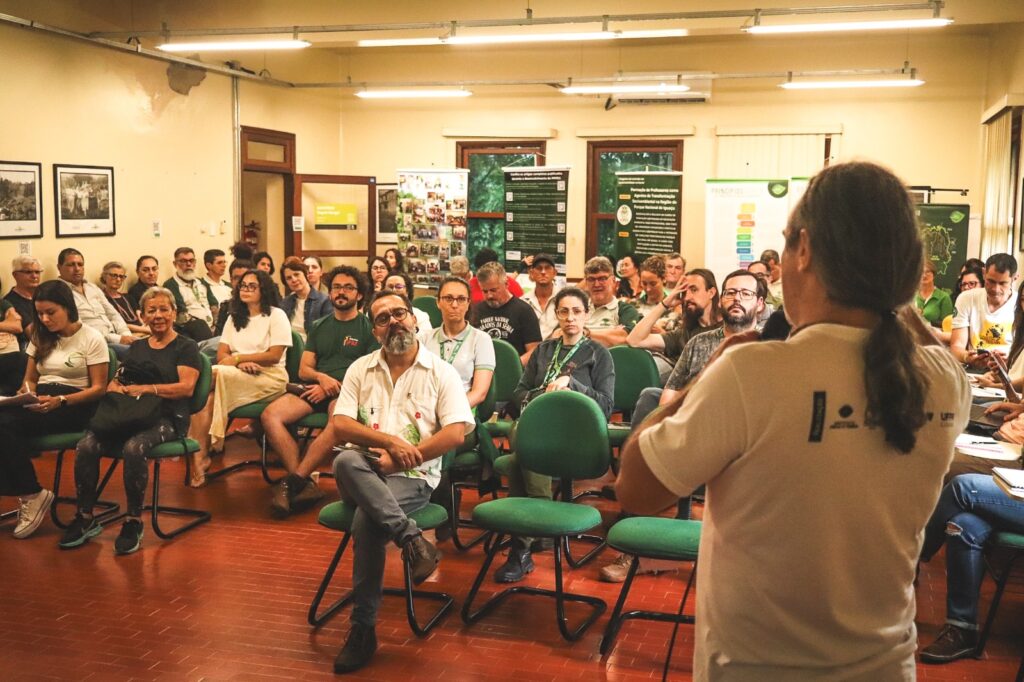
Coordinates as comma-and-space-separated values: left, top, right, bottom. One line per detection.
990, 353, 1021, 403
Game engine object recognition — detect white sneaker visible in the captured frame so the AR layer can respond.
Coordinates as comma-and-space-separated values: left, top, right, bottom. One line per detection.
13, 489, 55, 539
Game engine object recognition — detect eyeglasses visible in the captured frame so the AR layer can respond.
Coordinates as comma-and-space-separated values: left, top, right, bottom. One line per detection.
331, 284, 359, 293
175, 258, 197, 266
372, 307, 410, 327
105, 273, 127, 280
238, 282, 260, 292
585, 275, 611, 284
555, 307, 586, 320
386, 283, 407, 291
721, 288, 758, 302
960, 280, 980, 289
439, 295, 470, 305
15, 270, 43, 276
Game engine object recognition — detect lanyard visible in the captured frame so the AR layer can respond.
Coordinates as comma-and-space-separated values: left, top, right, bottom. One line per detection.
543, 339, 586, 386
436, 328, 467, 365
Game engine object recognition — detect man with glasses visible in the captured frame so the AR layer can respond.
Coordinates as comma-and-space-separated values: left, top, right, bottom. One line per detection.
57, 248, 134, 357
262, 266, 379, 518
163, 247, 218, 342
327, 290, 474, 674
472, 261, 542, 363
582, 256, 641, 348
950, 252, 1018, 368
6, 255, 43, 347
126, 255, 160, 313
520, 253, 562, 339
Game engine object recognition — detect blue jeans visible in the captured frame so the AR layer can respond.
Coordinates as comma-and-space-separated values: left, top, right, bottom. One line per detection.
921, 474, 1024, 629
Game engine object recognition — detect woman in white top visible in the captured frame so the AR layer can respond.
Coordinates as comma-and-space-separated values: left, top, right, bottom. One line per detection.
421, 276, 494, 405
187, 270, 292, 487
0, 280, 108, 539
383, 271, 432, 335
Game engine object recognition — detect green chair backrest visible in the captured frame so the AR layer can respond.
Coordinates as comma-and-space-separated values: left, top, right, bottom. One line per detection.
492, 338, 523, 404
190, 353, 213, 414
608, 345, 660, 416
107, 346, 118, 382
475, 370, 497, 421
412, 296, 442, 328
286, 331, 305, 382
516, 391, 610, 481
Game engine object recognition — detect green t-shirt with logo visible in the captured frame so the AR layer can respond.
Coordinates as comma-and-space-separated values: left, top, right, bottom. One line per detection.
305, 314, 379, 381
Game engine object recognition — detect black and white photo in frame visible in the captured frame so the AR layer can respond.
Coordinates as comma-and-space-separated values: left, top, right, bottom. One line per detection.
0, 161, 43, 239
53, 163, 115, 237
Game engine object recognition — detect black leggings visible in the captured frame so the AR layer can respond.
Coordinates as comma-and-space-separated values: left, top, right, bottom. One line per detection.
75, 418, 177, 517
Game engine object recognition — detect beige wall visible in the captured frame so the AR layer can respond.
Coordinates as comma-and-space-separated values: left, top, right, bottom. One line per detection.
984, 23, 1024, 110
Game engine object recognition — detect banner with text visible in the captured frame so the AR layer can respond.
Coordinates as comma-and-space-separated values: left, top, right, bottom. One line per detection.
396, 169, 469, 286
614, 171, 682, 259
917, 203, 970, 293
503, 166, 569, 274
704, 179, 793, 280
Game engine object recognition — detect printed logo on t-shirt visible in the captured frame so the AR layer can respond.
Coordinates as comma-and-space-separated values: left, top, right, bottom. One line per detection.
343, 335, 361, 347
829, 403, 860, 430
478, 316, 514, 339
808, 391, 826, 442
975, 321, 1012, 349
63, 351, 86, 368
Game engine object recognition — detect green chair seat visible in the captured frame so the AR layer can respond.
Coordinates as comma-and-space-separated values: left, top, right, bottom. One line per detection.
607, 424, 631, 447
472, 497, 601, 537
28, 432, 85, 451
318, 501, 448, 533
607, 517, 701, 562
485, 419, 514, 438
451, 451, 481, 469
148, 438, 201, 459
993, 531, 1024, 551
229, 400, 272, 420
297, 412, 329, 430
493, 454, 513, 477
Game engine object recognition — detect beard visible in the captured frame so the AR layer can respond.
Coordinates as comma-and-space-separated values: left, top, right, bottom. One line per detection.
332, 296, 357, 312
683, 303, 704, 328
177, 268, 196, 282
384, 326, 416, 354
722, 304, 756, 332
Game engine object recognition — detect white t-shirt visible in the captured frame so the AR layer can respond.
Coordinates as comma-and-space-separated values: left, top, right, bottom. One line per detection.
639, 323, 970, 680
419, 324, 496, 392
204, 276, 232, 304
26, 324, 108, 388
334, 345, 475, 489
290, 296, 308, 343
220, 307, 293, 367
951, 286, 1017, 354
521, 286, 562, 340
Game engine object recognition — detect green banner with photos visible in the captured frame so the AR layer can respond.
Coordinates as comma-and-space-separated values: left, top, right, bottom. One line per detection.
502, 167, 569, 274
917, 203, 970, 293
614, 172, 682, 258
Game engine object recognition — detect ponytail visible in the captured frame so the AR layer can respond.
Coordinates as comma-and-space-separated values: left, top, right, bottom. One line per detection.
863, 311, 928, 453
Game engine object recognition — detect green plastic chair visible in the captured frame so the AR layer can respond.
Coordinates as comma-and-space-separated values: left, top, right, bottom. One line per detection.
308, 501, 453, 636
607, 345, 660, 449
484, 338, 523, 440
412, 295, 442, 328
976, 531, 1024, 658
444, 375, 498, 551
461, 391, 610, 641
599, 516, 701, 655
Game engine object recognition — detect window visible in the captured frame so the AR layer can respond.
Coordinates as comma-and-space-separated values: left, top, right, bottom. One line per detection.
715, 133, 834, 178
586, 140, 683, 259
457, 140, 546, 266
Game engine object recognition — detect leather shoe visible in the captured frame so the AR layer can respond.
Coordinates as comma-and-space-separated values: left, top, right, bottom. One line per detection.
333, 623, 377, 674
402, 534, 441, 585
270, 481, 291, 518
291, 478, 326, 511
920, 624, 979, 663
493, 539, 534, 583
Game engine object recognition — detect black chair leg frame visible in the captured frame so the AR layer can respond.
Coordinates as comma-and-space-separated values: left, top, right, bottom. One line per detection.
976, 548, 1024, 657
448, 472, 497, 551
461, 532, 606, 642
600, 555, 697, 655
557, 479, 606, 568
146, 458, 211, 539
51, 449, 123, 529
308, 531, 454, 636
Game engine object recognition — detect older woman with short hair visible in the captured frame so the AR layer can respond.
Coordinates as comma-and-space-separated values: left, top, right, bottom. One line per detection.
99, 261, 149, 336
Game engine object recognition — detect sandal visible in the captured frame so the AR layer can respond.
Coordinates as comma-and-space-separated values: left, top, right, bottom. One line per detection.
189, 455, 211, 488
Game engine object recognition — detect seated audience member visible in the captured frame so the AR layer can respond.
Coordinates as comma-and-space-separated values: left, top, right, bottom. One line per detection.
57, 248, 134, 358
383, 271, 431, 333
0, 275, 26, 394
262, 266, 378, 517
449, 256, 471, 283
126, 255, 159, 312
280, 256, 332, 343
472, 261, 541, 363
254, 251, 276, 276
634, 255, 670, 317
950, 253, 1018, 369
328, 290, 473, 674
759, 248, 784, 306
384, 247, 405, 273
582, 256, 641, 348
367, 256, 389, 295
60, 287, 201, 554
746, 260, 776, 326
616, 161, 970, 679
6, 255, 42, 346
164, 247, 218, 342
493, 286, 615, 583
231, 241, 255, 263
616, 253, 642, 303
423, 277, 494, 406
916, 259, 954, 328
664, 252, 686, 289
0, 281, 108, 539
99, 261, 149, 336
202, 249, 232, 304
952, 263, 984, 304
187, 270, 291, 487
520, 253, 561, 339
469, 248, 523, 304
212, 259, 253, 338
918, 473, 1024, 662
304, 255, 326, 293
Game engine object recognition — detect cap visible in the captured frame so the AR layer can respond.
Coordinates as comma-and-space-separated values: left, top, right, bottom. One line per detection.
531, 253, 556, 268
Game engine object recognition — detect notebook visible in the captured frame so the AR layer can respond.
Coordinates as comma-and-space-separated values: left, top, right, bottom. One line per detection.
993, 467, 1024, 500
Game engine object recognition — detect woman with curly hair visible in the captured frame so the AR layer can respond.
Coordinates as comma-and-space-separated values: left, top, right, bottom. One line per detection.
187, 270, 291, 487
383, 247, 405, 273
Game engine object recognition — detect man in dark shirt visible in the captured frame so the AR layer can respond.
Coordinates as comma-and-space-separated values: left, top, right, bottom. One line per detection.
6, 255, 42, 347
126, 255, 160, 313
472, 261, 541, 363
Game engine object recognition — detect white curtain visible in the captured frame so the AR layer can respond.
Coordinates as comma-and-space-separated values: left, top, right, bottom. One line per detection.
715, 134, 832, 178
980, 111, 1014, 256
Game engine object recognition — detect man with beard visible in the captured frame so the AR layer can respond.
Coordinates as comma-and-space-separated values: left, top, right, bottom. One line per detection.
472, 261, 542, 363
126, 255, 160, 313
57, 248, 134, 358
163, 247, 218, 341
261, 266, 379, 517
626, 269, 721, 383
328, 290, 474, 674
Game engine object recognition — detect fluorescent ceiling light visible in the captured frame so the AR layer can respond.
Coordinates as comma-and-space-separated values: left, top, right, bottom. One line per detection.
359, 28, 686, 48
561, 83, 691, 95
354, 89, 473, 99
780, 79, 925, 90
745, 18, 952, 34
157, 39, 311, 52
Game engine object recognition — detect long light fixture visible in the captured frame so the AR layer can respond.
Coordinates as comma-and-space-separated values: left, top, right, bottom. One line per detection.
745, 17, 952, 34
780, 78, 925, 89
157, 39, 310, 52
561, 83, 691, 95
354, 89, 472, 99
359, 28, 686, 48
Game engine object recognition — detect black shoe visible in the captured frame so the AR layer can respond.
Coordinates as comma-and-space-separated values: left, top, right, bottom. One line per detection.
434, 520, 453, 544
58, 514, 102, 549
920, 624, 979, 663
402, 534, 441, 585
291, 478, 326, 511
333, 623, 377, 674
114, 519, 144, 555
530, 537, 555, 552
270, 480, 291, 518
493, 540, 534, 583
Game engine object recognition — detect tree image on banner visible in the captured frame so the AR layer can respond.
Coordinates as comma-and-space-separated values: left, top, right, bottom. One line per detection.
917, 204, 970, 292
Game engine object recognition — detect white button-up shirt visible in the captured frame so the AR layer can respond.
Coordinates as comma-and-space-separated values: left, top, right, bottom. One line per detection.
63, 280, 128, 344
522, 286, 562, 340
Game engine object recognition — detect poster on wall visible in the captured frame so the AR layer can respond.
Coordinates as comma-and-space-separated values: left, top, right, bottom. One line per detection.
314, 203, 358, 230
502, 166, 569, 274
396, 169, 468, 285
917, 203, 970, 293
614, 171, 682, 259
376, 184, 398, 244
53, 164, 115, 238
0, 161, 42, 240
704, 179, 792, 279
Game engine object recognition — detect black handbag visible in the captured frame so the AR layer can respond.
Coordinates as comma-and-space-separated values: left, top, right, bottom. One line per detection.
87, 358, 165, 439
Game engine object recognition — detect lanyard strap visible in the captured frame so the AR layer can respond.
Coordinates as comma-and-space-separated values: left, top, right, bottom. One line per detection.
436, 328, 467, 365
543, 339, 585, 386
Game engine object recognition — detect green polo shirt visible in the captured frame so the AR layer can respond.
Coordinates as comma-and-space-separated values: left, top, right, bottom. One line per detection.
915, 288, 953, 327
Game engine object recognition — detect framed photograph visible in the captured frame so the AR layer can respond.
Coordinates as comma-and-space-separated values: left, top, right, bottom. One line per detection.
0, 161, 43, 240
53, 164, 115, 237
376, 183, 398, 244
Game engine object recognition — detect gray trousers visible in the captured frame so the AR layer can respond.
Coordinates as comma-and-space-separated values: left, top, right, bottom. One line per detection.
332, 448, 431, 627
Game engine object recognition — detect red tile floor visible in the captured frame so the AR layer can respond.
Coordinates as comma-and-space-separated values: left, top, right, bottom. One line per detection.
2, 438, 1023, 681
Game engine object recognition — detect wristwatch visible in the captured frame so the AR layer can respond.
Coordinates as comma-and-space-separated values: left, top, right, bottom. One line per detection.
58, 395, 68, 408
